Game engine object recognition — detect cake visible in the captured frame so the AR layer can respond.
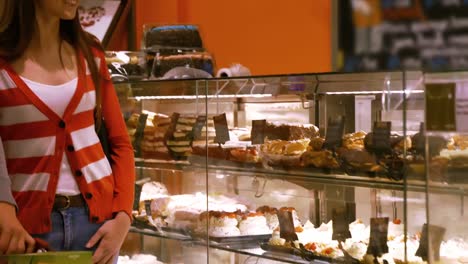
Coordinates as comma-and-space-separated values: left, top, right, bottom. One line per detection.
145, 25, 203, 49
118, 254, 164, 264
238, 212, 271, 235
264, 122, 319, 141
207, 211, 241, 237
349, 219, 370, 243
337, 148, 383, 173
388, 219, 403, 240
256, 206, 279, 231
139, 193, 248, 231
152, 52, 214, 78
440, 238, 468, 263
139, 181, 169, 202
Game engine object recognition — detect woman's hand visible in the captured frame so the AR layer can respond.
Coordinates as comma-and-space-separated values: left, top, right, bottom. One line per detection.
0, 202, 35, 255
86, 212, 131, 264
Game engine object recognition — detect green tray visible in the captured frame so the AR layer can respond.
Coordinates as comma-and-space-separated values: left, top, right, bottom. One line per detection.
0, 251, 92, 264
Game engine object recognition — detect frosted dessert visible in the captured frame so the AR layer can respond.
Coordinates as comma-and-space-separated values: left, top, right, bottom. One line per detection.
238, 212, 271, 235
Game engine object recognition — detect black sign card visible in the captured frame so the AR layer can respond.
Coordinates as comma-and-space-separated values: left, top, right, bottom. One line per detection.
372, 122, 392, 154
133, 183, 143, 211
192, 115, 207, 141
415, 224, 446, 261
332, 207, 351, 242
144, 200, 153, 221
366, 217, 389, 257
251, 120, 267, 145
277, 210, 299, 242
413, 122, 448, 157
213, 113, 230, 144
323, 116, 345, 150
133, 113, 148, 157
425, 83, 456, 132
165, 112, 180, 141
413, 122, 425, 155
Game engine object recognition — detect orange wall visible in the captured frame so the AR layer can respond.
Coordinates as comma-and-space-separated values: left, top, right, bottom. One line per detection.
135, 0, 331, 75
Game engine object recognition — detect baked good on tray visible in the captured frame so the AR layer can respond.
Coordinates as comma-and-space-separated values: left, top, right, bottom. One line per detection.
342, 131, 366, 150
300, 137, 340, 169
260, 139, 310, 167
337, 133, 384, 174
267, 216, 428, 263
196, 210, 272, 237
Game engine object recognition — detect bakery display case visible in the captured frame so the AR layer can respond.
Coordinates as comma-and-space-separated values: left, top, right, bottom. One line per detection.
114, 70, 467, 264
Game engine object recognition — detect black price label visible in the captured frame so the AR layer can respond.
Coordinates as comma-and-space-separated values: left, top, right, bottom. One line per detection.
425, 83, 456, 132
213, 113, 230, 144
366, 217, 389, 257
323, 116, 345, 150
165, 112, 180, 140
416, 224, 446, 261
413, 122, 425, 155
251, 120, 267, 145
133, 183, 143, 211
277, 210, 298, 242
372, 122, 392, 154
144, 200, 152, 217
332, 207, 351, 242
192, 115, 207, 140
133, 114, 148, 157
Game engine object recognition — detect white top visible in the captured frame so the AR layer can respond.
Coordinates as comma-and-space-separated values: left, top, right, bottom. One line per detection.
21, 76, 81, 195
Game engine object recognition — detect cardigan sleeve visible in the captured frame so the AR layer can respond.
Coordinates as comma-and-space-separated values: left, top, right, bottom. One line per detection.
0, 136, 17, 209
99, 54, 135, 219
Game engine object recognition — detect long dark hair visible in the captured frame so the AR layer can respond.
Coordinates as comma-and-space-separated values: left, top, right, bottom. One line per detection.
0, 0, 103, 122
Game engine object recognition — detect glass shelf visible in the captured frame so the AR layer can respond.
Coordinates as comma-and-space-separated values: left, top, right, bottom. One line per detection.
129, 226, 193, 242
134, 159, 468, 196
130, 226, 330, 264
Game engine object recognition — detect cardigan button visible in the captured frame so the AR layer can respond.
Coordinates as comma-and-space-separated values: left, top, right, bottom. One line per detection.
85, 193, 93, 199
58, 120, 66, 128
75, 170, 83, 177
67, 145, 75, 152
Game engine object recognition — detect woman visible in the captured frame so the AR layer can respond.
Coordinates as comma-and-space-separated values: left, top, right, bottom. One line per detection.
0, 1, 135, 264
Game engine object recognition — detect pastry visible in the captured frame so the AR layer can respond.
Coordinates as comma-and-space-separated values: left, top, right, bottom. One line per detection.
238, 212, 271, 235
261, 139, 310, 166
256, 206, 279, 231
342, 131, 367, 150
301, 149, 340, 169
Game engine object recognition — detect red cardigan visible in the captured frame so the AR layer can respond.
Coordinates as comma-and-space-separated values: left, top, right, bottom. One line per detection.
0, 49, 135, 234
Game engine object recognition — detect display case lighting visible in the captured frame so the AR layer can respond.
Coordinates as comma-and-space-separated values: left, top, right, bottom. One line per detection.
132, 94, 274, 101
324, 90, 424, 95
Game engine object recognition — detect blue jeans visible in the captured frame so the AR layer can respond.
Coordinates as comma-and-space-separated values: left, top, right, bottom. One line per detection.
33, 207, 118, 263
33, 207, 102, 251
